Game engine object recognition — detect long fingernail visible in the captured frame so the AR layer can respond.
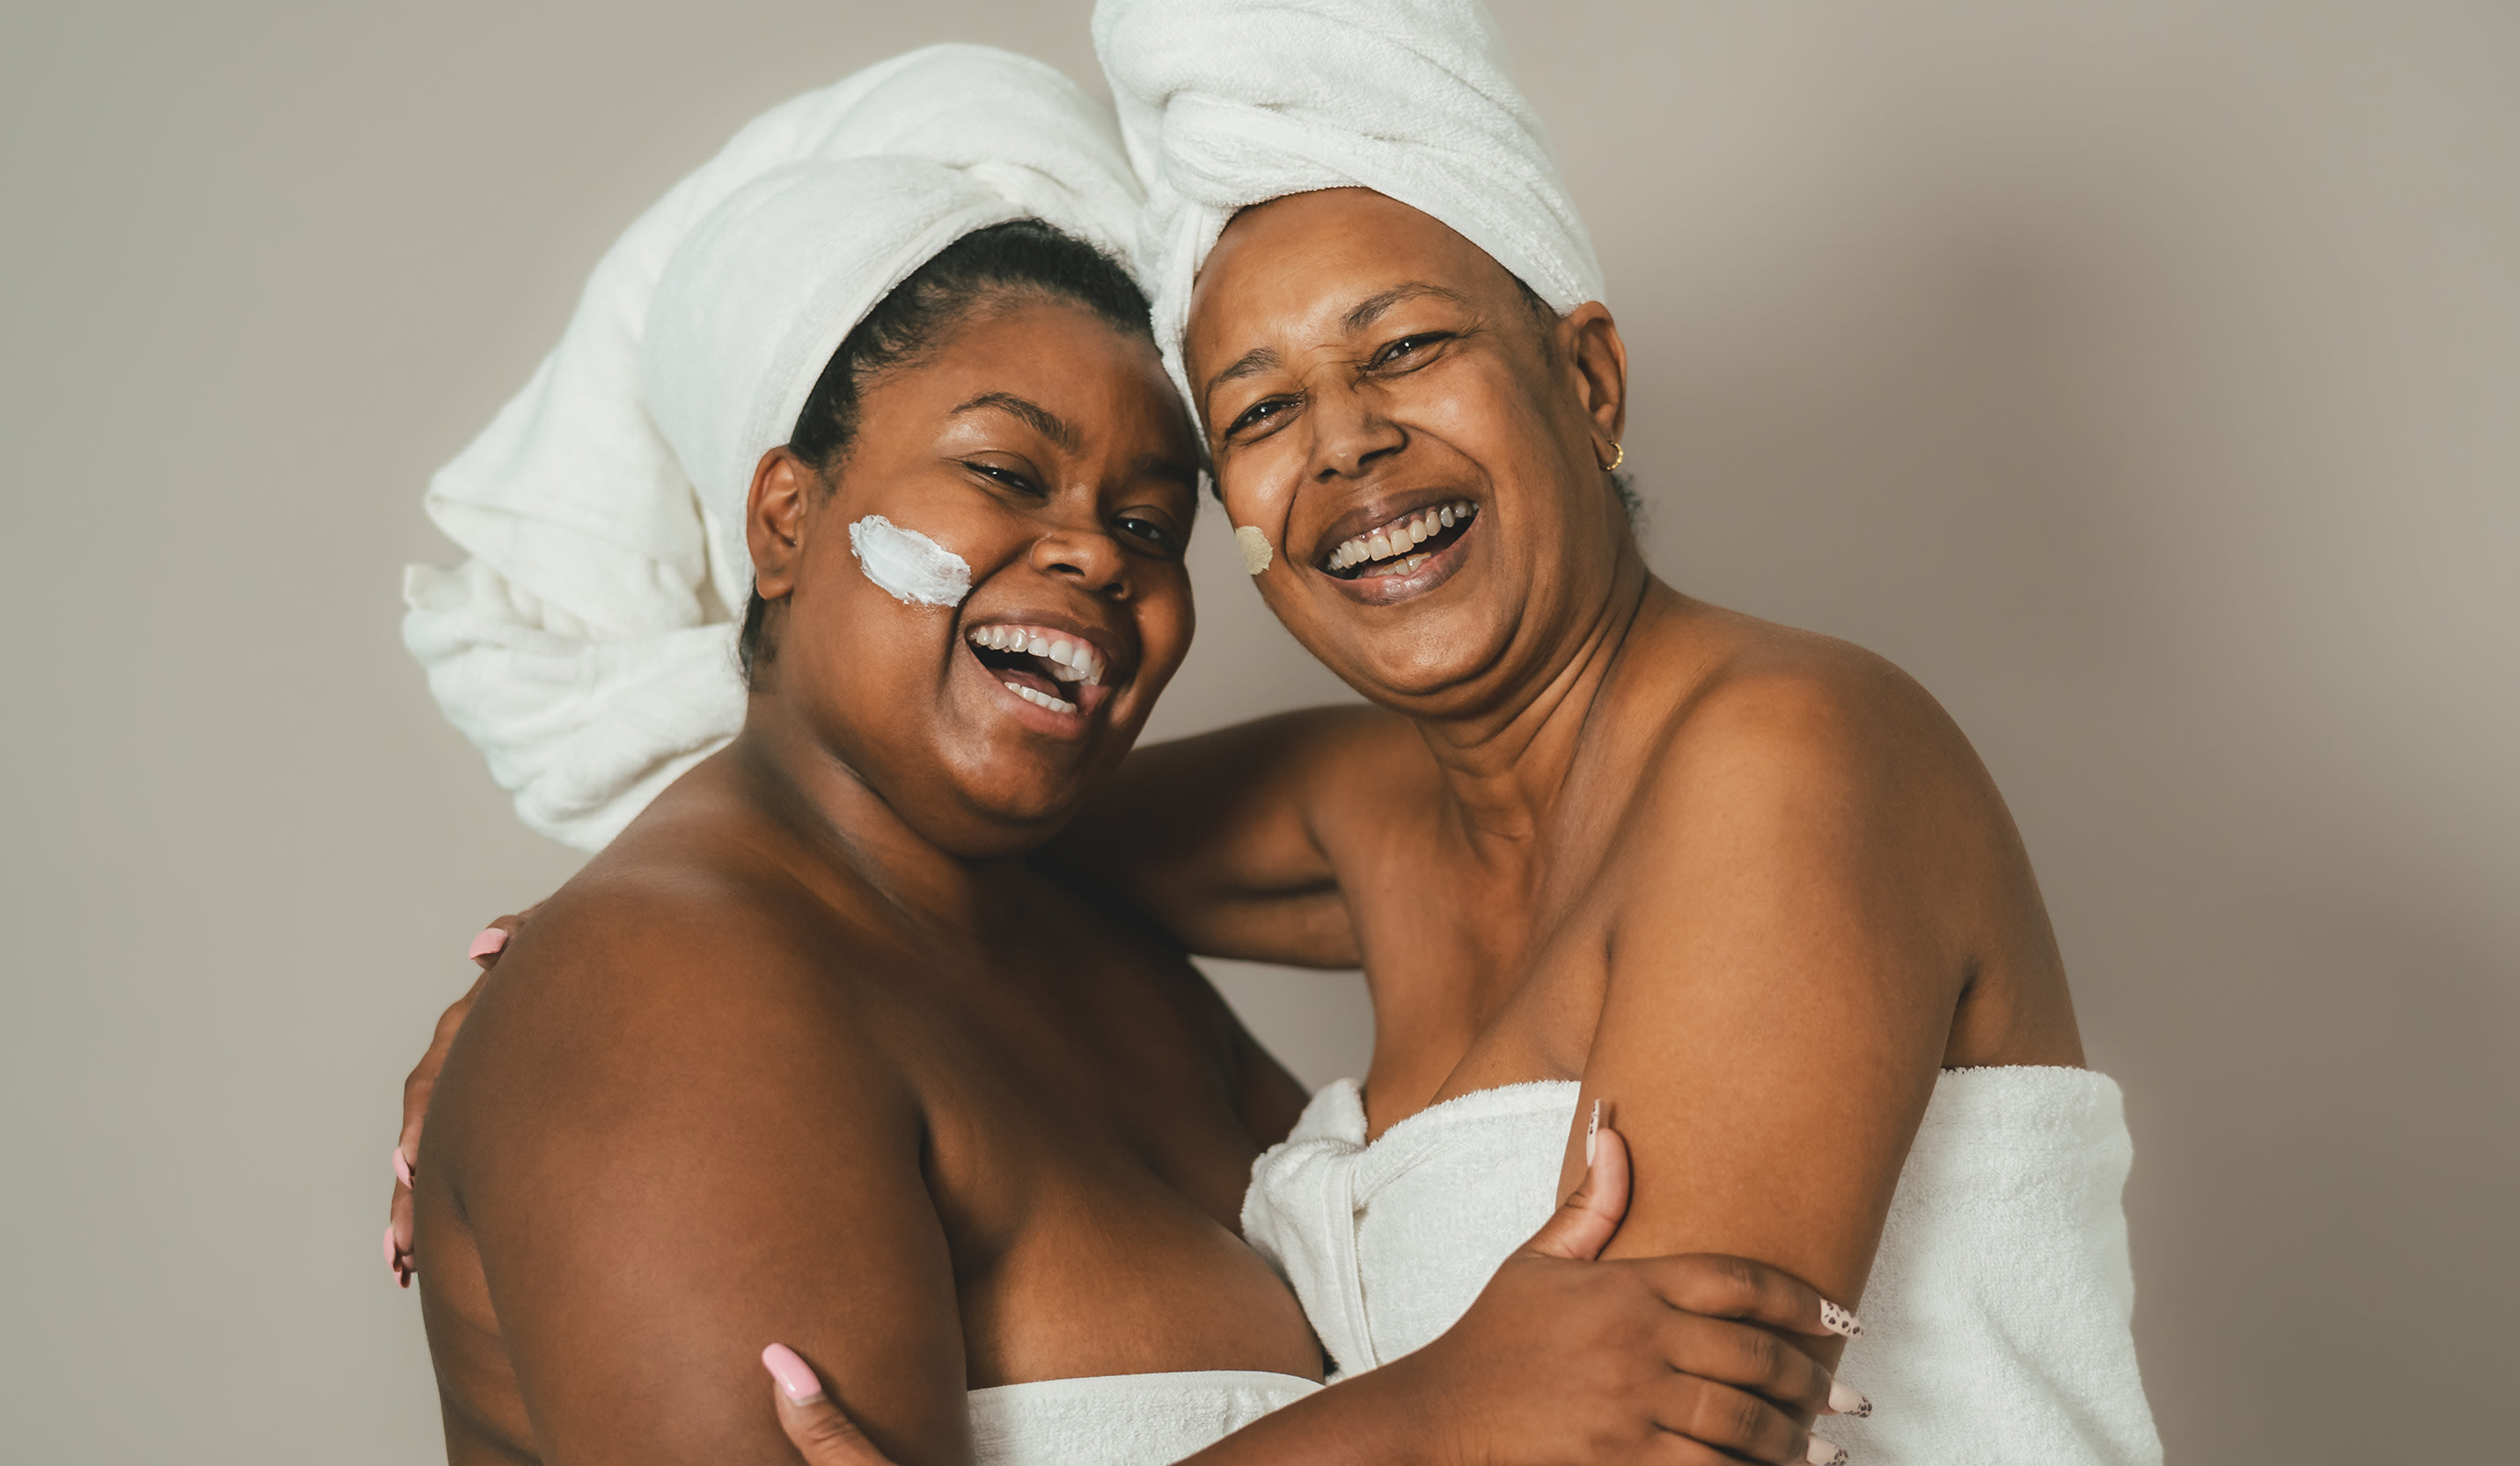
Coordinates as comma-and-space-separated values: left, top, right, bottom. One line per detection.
393, 1146, 414, 1187
761, 1343, 826, 1405
1584, 1099, 1600, 1166
1819, 1298, 1865, 1339
1827, 1378, 1872, 1417
1806, 1437, 1847, 1466
468, 926, 509, 960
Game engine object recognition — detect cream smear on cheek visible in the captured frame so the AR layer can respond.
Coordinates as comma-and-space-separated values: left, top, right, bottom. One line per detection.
848, 515, 972, 607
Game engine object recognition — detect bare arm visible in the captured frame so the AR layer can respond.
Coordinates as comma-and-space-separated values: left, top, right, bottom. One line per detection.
1572, 663, 2077, 1355
420, 886, 973, 1466
1038, 707, 1389, 968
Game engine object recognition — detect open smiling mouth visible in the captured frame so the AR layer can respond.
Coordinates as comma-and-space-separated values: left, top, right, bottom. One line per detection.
1320, 499, 1479, 580
964, 623, 1112, 719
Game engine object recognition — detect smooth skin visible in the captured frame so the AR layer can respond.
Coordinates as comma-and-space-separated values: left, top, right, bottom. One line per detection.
406, 294, 1861, 1466
1054, 189, 2085, 1370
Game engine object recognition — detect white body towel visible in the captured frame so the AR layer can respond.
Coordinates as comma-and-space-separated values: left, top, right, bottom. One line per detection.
968, 1371, 1318, 1466
1092, 0, 1602, 408
1244, 1068, 2163, 1465
403, 46, 1141, 849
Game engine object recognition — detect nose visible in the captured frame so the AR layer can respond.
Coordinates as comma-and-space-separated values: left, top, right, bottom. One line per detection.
1307, 376, 1406, 481
1028, 521, 1129, 598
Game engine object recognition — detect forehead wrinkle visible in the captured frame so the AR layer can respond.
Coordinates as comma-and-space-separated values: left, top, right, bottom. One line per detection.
951, 391, 1079, 453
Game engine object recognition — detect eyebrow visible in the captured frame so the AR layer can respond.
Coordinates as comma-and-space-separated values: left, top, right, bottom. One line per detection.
1340, 281, 1472, 334
1200, 346, 1282, 420
951, 391, 1079, 453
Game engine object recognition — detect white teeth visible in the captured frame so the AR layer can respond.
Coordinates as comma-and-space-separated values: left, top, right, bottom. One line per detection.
1323, 500, 1477, 574
1005, 680, 1078, 716
972, 625, 1106, 687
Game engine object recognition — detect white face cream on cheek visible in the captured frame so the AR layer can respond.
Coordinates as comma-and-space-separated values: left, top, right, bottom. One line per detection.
847, 515, 973, 607
1233, 524, 1273, 574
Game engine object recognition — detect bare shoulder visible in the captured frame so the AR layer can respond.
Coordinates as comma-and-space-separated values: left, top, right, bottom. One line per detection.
1612, 600, 2079, 1064
433, 826, 917, 1164
1637, 606, 2007, 854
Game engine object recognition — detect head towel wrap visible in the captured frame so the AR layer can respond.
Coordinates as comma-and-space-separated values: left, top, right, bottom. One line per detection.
402, 45, 1144, 850
1091, 0, 1604, 408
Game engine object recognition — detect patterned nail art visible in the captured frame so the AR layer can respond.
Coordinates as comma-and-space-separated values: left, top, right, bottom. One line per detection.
1819, 1298, 1865, 1339
1584, 1099, 1600, 1166
1805, 1437, 1847, 1466
1827, 1379, 1873, 1417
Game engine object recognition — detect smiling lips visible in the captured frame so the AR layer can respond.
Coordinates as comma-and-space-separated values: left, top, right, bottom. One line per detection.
1322, 500, 1478, 579
966, 622, 1110, 718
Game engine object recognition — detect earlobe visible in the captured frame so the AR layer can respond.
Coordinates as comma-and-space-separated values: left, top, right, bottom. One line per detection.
746, 446, 816, 598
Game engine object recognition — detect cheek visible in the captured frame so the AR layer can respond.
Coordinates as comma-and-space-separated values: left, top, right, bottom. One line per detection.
1216, 444, 1304, 532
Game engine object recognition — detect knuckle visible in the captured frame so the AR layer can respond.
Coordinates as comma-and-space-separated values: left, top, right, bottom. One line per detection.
1687, 1384, 1765, 1447
1739, 1325, 1785, 1384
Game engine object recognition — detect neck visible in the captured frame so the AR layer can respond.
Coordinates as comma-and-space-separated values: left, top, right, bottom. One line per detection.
1415, 538, 1655, 851
725, 697, 1018, 940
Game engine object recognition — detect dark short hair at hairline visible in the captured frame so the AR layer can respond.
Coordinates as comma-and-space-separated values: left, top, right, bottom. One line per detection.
738, 219, 1156, 684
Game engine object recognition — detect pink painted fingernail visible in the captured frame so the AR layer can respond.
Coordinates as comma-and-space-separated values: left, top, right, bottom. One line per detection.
1584, 1099, 1600, 1166
393, 1146, 414, 1187
1819, 1298, 1865, 1339
467, 926, 509, 960
1827, 1378, 1872, 1417
1806, 1436, 1847, 1466
761, 1343, 827, 1405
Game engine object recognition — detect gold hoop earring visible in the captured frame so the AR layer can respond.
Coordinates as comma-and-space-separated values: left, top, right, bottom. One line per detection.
1603, 441, 1625, 472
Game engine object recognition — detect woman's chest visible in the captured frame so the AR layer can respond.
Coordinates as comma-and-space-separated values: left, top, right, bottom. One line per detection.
1336, 826, 1623, 1133
903, 948, 1321, 1385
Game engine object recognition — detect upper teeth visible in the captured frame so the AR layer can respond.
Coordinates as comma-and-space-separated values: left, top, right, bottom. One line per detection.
1326, 500, 1475, 572
965, 624, 1105, 684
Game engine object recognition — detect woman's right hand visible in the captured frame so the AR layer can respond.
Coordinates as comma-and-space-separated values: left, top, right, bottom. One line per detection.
385, 909, 534, 1285
1387, 1121, 1868, 1466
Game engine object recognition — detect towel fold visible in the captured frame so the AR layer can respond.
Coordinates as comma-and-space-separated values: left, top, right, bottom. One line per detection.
1093, 0, 1605, 403
402, 46, 1141, 848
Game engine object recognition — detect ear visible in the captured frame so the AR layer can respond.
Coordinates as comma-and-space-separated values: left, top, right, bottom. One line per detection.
746, 446, 820, 601
1555, 302, 1628, 464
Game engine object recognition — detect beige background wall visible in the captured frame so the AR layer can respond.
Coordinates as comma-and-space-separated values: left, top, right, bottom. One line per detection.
2, 1, 2512, 1460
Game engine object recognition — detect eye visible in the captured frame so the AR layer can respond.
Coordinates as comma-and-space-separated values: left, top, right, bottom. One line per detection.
1115, 515, 1183, 552
1370, 332, 1453, 370
965, 460, 1043, 496
1225, 395, 1298, 440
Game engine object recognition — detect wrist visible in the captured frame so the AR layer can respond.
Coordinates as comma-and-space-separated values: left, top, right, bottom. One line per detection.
1348, 1350, 1470, 1466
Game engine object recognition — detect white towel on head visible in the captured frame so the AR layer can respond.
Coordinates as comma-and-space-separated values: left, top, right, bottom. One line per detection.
402, 45, 1141, 849
1091, 0, 1604, 406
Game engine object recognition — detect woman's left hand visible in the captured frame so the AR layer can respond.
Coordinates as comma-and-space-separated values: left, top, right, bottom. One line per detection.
760, 1345, 896, 1465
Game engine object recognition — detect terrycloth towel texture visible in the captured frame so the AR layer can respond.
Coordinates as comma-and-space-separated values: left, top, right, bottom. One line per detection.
1092, 0, 1604, 410
967, 1371, 1320, 1465
1243, 1067, 2164, 1465
403, 46, 1141, 849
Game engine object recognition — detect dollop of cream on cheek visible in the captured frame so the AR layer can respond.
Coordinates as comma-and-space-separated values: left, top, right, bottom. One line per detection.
1233, 524, 1273, 574
848, 515, 972, 607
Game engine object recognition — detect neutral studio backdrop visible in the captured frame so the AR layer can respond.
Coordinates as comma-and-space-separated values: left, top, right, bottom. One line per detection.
3, 1, 2513, 1460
